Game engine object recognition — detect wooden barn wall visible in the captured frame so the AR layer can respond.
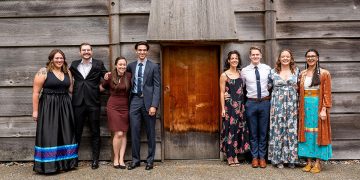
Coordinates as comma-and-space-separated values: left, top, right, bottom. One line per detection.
224, 0, 265, 68
0, 0, 162, 161
0, 0, 359, 161
276, 0, 360, 159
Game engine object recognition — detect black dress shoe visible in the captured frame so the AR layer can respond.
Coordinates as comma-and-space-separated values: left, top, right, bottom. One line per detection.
145, 164, 153, 170
127, 162, 140, 170
119, 164, 126, 169
91, 160, 99, 169
113, 164, 121, 169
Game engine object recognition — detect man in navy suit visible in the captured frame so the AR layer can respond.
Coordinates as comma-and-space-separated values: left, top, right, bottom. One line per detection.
127, 41, 160, 171
69, 43, 107, 169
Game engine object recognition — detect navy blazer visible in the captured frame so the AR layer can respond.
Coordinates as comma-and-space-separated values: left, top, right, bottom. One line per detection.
70, 59, 107, 106
127, 59, 160, 111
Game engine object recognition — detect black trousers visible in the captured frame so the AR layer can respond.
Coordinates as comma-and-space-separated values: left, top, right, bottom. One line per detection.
129, 95, 156, 164
74, 101, 101, 161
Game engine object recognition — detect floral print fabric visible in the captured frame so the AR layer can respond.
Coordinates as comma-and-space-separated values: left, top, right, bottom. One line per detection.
220, 73, 250, 158
267, 68, 299, 164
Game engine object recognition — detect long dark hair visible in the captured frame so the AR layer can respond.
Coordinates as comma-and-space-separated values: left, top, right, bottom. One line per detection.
224, 50, 241, 71
305, 49, 320, 87
275, 49, 296, 74
46, 49, 69, 74
112, 56, 130, 91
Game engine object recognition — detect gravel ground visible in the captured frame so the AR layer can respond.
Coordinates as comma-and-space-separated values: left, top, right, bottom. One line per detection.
1, 160, 360, 180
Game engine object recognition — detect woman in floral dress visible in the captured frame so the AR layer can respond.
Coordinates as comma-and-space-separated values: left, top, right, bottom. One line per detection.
268, 49, 299, 168
220, 50, 250, 166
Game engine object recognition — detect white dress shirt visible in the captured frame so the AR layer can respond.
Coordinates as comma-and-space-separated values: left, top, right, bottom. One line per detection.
241, 63, 271, 98
77, 58, 93, 79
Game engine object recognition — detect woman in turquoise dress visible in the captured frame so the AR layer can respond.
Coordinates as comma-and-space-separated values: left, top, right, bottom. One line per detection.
298, 49, 332, 173
219, 50, 250, 166
268, 49, 299, 168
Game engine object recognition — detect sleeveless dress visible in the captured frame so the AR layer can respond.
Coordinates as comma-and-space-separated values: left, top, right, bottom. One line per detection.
267, 68, 299, 165
102, 72, 131, 132
33, 72, 78, 174
220, 72, 250, 158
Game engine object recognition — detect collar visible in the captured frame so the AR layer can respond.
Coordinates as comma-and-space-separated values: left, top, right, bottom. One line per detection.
249, 62, 262, 69
81, 58, 93, 64
137, 58, 147, 65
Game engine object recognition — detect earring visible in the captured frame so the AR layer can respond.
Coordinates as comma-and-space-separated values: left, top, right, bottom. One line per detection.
317, 60, 320, 75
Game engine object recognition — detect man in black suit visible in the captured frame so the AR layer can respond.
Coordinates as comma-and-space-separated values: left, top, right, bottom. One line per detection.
127, 41, 160, 171
69, 43, 107, 169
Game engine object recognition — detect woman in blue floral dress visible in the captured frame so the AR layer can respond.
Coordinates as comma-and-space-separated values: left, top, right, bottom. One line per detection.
268, 49, 299, 168
220, 50, 250, 166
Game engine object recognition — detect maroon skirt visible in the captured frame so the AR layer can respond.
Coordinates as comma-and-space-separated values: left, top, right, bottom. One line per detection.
106, 95, 129, 132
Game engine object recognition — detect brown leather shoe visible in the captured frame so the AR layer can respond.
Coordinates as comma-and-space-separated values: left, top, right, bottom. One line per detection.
251, 158, 259, 168
259, 159, 267, 168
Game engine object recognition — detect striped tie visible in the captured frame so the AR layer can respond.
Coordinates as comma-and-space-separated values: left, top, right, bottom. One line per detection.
137, 63, 143, 95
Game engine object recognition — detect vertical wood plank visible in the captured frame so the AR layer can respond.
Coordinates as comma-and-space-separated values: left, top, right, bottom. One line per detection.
264, 0, 277, 66
147, 0, 237, 41
110, 0, 121, 70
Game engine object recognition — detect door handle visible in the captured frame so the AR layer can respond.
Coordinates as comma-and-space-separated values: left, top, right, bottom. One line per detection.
165, 85, 170, 92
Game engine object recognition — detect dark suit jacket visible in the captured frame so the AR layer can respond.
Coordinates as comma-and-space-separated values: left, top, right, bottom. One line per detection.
127, 59, 160, 111
70, 59, 107, 106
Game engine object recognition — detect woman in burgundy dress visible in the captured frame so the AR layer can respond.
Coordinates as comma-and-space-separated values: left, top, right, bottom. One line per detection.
101, 57, 131, 169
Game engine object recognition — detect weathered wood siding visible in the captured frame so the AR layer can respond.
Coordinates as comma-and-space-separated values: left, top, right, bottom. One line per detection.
147, 0, 237, 41
276, 0, 360, 159
0, 0, 359, 161
224, 0, 266, 67
225, 0, 360, 159
0, 0, 163, 161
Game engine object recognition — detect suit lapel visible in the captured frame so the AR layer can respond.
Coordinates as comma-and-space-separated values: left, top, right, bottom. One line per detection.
86, 59, 97, 79
130, 62, 136, 85
72, 60, 85, 79
143, 60, 151, 84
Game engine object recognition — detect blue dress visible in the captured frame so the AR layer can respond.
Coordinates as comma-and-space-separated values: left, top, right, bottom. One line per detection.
298, 77, 332, 160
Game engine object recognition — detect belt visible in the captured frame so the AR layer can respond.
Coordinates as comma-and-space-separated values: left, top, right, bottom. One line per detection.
305, 127, 318, 132
304, 89, 319, 97
132, 92, 143, 97
247, 96, 270, 102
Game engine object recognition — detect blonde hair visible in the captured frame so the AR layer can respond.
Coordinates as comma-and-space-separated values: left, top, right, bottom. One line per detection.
249, 46, 262, 55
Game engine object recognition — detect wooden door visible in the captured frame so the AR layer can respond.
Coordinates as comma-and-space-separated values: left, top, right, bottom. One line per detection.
163, 46, 220, 159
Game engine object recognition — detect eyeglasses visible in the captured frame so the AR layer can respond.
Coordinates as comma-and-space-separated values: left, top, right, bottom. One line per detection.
306, 55, 317, 59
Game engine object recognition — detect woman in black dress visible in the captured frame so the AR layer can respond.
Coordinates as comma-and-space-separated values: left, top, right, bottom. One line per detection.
101, 57, 131, 169
32, 49, 78, 174
219, 50, 250, 166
